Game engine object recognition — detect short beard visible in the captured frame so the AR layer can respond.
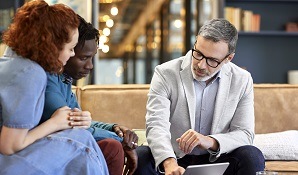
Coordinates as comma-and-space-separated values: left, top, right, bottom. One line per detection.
191, 63, 220, 82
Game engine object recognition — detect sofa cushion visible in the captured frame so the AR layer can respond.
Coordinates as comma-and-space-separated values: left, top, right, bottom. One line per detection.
133, 129, 147, 146
254, 130, 298, 160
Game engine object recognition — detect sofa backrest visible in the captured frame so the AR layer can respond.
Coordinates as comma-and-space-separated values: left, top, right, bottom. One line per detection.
254, 84, 298, 134
77, 84, 149, 130
76, 84, 298, 133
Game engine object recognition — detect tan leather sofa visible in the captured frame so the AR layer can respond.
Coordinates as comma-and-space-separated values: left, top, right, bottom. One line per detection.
73, 84, 298, 175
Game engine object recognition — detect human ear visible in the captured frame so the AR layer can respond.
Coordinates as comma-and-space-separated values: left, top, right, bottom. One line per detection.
226, 53, 235, 62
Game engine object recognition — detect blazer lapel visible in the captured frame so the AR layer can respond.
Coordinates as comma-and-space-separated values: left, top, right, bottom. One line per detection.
180, 51, 196, 129
211, 64, 232, 134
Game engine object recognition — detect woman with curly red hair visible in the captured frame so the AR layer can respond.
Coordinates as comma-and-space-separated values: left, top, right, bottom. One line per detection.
0, 1, 108, 174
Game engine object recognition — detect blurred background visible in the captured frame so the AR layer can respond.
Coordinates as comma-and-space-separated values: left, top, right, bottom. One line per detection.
1, 0, 297, 85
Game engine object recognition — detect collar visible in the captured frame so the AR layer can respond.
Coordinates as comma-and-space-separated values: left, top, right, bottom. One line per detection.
3, 47, 22, 58
61, 73, 73, 84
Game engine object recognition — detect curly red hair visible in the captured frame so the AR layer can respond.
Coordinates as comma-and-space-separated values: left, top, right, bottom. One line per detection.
2, 0, 79, 73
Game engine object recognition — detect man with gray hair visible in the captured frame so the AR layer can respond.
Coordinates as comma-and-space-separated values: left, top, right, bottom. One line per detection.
134, 18, 265, 175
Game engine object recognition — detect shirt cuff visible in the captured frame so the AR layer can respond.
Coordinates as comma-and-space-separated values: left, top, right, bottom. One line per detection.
157, 164, 165, 174
207, 148, 220, 156
207, 136, 220, 156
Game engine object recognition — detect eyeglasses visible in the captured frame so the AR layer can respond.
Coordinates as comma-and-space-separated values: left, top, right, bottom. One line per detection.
192, 47, 230, 68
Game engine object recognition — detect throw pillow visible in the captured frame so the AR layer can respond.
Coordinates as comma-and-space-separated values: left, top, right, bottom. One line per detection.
253, 130, 298, 160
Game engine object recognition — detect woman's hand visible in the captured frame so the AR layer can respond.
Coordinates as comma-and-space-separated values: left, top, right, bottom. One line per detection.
50, 106, 73, 131
0, 106, 74, 155
68, 108, 92, 129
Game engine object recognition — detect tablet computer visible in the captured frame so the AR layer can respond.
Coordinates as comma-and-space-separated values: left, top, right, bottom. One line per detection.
184, 162, 229, 175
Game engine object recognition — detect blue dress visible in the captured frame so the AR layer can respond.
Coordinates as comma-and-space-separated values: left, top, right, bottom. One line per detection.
0, 48, 109, 175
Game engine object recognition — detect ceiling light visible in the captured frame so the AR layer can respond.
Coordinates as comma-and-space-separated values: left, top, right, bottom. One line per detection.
136, 45, 143, 52
103, 15, 110, 22
103, 28, 111, 36
100, 35, 108, 43
173, 19, 182, 28
102, 45, 110, 53
106, 19, 114, 27
111, 6, 118, 16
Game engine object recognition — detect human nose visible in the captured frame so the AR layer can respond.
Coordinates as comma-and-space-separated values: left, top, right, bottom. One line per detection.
70, 50, 75, 57
197, 57, 208, 68
85, 59, 93, 70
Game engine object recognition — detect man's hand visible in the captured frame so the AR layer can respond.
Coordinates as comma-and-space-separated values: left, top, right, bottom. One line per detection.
176, 129, 218, 154
113, 125, 138, 150
163, 157, 185, 175
123, 149, 138, 175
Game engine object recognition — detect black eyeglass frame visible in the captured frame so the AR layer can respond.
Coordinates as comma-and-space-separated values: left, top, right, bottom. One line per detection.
192, 44, 231, 68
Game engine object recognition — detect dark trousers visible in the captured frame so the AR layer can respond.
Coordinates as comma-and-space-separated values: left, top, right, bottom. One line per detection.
133, 145, 265, 175
98, 138, 124, 175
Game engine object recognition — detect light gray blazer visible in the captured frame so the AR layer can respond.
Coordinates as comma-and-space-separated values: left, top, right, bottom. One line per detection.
146, 50, 255, 168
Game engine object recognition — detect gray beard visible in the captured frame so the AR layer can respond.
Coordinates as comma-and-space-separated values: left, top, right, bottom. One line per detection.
191, 63, 220, 82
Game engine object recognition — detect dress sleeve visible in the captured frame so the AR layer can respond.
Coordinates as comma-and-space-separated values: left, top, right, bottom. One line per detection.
2, 64, 46, 129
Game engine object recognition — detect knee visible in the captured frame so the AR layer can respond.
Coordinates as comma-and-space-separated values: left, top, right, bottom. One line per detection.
98, 139, 125, 175
134, 146, 157, 175
97, 138, 124, 158
236, 145, 265, 167
224, 145, 265, 174
136, 146, 154, 163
